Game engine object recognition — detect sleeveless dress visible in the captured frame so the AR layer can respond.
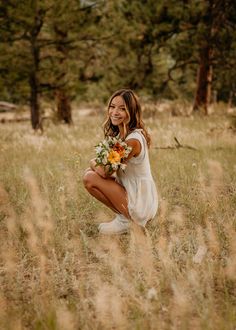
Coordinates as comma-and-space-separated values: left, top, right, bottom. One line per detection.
116, 129, 158, 227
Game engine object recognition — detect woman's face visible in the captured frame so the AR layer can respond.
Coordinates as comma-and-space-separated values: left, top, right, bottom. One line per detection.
108, 96, 129, 127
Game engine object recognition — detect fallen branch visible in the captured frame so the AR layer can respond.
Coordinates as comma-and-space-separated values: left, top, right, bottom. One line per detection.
0, 116, 52, 124
0, 117, 30, 123
0, 101, 17, 112
155, 137, 198, 151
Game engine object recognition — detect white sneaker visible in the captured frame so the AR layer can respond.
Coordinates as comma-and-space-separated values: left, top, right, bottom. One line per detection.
98, 214, 130, 235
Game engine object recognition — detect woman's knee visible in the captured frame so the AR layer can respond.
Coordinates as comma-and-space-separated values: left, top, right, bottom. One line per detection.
83, 170, 97, 190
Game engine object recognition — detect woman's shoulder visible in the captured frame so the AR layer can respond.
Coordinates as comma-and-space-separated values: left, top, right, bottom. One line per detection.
126, 128, 143, 139
126, 129, 147, 151
126, 129, 146, 144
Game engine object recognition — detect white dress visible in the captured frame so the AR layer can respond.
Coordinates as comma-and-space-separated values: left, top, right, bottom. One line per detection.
116, 129, 158, 226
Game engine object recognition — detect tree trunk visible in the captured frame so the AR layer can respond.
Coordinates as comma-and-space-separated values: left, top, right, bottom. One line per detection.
227, 91, 233, 110
29, 72, 41, 130
193, 0, 218, 115
29, 42, 42, 130
56, 89, 72, 124
54, 27, 72, 124
29, 5, 44, 131
193, 46, 212, 114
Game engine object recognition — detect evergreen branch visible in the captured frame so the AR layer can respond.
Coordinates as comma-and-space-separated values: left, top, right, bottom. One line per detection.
38, 81, 67, 93
166, 59, 198, 82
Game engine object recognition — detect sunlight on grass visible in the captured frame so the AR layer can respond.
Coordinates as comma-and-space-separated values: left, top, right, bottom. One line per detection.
0, 113, 235, 329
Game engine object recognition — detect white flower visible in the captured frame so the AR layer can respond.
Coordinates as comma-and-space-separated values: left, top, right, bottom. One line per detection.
58, 186, 64, 192
102, 157, 108, 165
103, 140, 109, 148
147, 287, 157, 300
95, 145, 103, 153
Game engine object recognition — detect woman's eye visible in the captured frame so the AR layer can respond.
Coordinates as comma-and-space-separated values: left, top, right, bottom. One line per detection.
109, 106, 125, 111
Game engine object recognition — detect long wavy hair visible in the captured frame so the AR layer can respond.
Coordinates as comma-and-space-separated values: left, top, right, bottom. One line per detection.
103, 89, 151, 147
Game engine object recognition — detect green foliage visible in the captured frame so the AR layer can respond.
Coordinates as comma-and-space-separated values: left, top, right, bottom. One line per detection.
0, 0, 236, 105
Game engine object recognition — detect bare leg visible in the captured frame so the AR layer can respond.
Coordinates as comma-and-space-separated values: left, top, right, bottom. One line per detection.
83, 169, 117, 212
83, 170, 130, 219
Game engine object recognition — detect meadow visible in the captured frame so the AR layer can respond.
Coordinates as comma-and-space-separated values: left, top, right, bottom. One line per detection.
0, 109, 236, 330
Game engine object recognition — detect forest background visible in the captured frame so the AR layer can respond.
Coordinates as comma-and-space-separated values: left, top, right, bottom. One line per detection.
0, 0, 236, 129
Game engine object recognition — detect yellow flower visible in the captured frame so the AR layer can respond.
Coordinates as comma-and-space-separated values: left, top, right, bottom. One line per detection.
108, 150, 121, 164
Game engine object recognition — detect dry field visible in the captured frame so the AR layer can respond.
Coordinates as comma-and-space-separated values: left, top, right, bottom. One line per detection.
0, 110, 236, 330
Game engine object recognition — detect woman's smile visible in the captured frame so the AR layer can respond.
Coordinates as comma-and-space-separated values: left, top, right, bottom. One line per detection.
110, 116, 122, 121
108, 96, 128, 126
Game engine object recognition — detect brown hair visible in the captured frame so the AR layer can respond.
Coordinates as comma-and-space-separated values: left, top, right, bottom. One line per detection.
103, 89, 151, 147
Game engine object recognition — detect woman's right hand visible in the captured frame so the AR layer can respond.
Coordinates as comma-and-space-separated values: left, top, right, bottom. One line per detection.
89, 158, 107, 178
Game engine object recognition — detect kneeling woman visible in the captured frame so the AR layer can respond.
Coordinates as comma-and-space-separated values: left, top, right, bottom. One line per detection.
83, 88, 158, 234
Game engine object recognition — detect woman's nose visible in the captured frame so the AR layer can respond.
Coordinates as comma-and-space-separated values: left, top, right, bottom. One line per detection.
113, 107, 119, 114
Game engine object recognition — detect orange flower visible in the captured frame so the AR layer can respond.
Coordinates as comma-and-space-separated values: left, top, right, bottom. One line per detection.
113, 143, 125, 158
108, 150, 121, 164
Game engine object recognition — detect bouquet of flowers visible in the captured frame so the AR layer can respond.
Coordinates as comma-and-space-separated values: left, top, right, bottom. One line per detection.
95, 136, 132, 173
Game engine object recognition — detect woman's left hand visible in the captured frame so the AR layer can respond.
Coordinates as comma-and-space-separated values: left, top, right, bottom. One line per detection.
90, 158, 97, 171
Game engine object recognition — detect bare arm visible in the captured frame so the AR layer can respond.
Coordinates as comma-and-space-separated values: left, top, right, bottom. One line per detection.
125, 138, 141, 160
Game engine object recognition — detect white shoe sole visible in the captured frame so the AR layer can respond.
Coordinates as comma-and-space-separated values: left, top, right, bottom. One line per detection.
98, 219, 130, 235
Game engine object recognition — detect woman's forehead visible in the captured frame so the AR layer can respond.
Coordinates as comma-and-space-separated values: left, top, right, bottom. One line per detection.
111, 96, 125, 107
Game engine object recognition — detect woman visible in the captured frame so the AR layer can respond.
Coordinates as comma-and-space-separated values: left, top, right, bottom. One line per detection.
83, 89, 158, 234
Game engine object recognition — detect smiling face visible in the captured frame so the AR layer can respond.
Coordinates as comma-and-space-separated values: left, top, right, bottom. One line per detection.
103, 89, 147, 141
108, 96, 129, 127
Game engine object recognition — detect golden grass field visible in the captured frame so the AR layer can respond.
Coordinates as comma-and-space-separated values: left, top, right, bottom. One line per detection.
0, 110, 236, 329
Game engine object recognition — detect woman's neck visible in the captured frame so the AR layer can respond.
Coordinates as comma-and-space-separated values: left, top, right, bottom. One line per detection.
118, 124, 128, 139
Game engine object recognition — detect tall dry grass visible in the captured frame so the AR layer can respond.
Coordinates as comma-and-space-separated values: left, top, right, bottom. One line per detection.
0, 112, 236, 329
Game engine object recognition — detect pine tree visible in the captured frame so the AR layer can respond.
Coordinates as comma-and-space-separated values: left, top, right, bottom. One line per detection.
0, 0, 101, 128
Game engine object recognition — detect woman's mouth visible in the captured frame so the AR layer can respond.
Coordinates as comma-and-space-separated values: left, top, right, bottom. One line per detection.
111, 116, 122, 121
